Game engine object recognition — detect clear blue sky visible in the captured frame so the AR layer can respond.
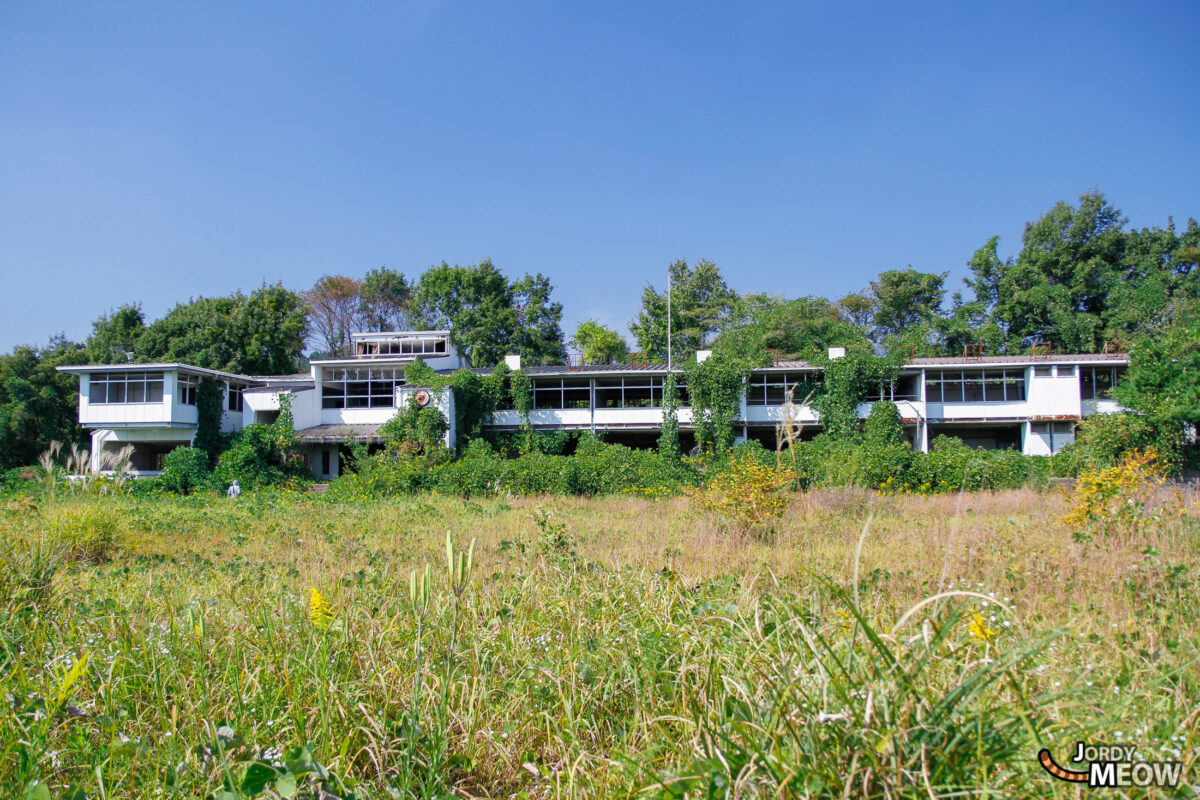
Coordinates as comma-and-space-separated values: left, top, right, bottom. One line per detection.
2, 1, 1197, 353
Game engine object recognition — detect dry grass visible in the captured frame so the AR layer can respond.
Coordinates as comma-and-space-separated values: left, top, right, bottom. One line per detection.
2, 486, 1197, 797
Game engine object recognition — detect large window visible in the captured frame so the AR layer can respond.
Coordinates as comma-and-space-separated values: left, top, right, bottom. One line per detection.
177, 373, 199, 405
746, 372, 823, 406
355, 337, 448, 357
1081, 365, 1126, 400
924, 369, 1026, 403
88, 372, 164, 404
864, 374, 920, 402
322, 367, 405, 409
532, 378, 591, 409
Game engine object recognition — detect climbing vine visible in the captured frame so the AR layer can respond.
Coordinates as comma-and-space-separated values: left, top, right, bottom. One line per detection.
684, 348, 765, 456
811, 352, 902, 442
509, 369, 533, 445
194, 377, 226, 466
658, 371, 681, 458
400, 360, 509, 452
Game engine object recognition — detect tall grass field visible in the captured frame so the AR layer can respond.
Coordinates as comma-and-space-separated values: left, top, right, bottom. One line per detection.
2, 483, 1197, 798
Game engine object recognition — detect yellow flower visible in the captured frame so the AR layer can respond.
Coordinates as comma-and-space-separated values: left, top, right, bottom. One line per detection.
967, 612, 996, 644
308, 588, 334, 629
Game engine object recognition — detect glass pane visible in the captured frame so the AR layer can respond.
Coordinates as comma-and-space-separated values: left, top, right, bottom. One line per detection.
89, 381, 107, 404
924, 381, 941, 403
534, 390, 561, 410
623, 384, 653, 407
127, 382, 145, 403
109, 382, 126, 403
147, 381, 163, 402
963, 380, 984, 402
943, 381, 964, 403
595, 387, 623, 408
562, 388, 590, 408
1009, 376, 1026, 401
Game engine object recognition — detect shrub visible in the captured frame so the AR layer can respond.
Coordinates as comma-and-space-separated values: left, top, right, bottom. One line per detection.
689, 452, 790, 534
1072, 412, 1184, 472
214, 424, 307, 490
1061, 449, 1171, 537
159, 446, 211, 495
379, 398, 449, 456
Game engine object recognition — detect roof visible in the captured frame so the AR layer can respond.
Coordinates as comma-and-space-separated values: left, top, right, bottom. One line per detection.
909, 353, 1129, 367
56, 363, 254, 381
294, 423, 383, 443
350, 330, 449, 340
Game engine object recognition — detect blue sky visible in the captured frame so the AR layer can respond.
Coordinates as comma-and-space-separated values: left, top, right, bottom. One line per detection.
2, 1, 1197, 353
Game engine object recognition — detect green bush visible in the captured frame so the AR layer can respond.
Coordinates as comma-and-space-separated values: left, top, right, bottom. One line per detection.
214, 424, 307, 490
1071, 411, 1184, 472
159, 446, 211, 495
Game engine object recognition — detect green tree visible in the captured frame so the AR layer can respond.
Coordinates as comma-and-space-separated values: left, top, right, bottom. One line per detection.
1114, 317, 1200, 464
85, 304, 146, 363
630, 259, 738, 362
571, 319, 629, 364
0, 336, 88, 469
869, 268, 947, 342
724, 295, 872, 361
359, 267, 412, 332
995, 191, 1127, 352
412, 260, 564, 367
135, 285, 307, 375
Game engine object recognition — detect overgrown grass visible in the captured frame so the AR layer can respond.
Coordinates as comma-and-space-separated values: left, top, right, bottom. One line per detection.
1, 486, 1197, 797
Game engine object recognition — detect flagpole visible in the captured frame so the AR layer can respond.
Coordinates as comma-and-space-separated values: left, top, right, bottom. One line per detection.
666, 268, 672, 373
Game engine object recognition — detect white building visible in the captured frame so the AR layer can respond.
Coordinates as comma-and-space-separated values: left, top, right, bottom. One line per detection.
59, 333, 1129, 478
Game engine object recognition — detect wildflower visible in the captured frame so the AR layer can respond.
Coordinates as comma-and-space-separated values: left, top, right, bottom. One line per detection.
308, 588, 334, 629
967, 612, 996, 644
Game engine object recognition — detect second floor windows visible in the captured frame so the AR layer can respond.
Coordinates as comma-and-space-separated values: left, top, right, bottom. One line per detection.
1081, 365, 1126, 400
88, 372, 164, 404
745, 372, 823, 406
322, 367, 404, 409
924, 369, 1026, 403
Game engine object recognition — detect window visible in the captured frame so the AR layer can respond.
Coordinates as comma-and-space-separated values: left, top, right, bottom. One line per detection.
1034, 366, 1054, 377
356, 336, 449, 357
924, 369, 1026, 403
594, 376, 671, 408
322, 367, 405, 408
322, 449, 331, 475
1057, 365, 1076, 376
532, 378, 591, 410
746, 372, 823, 406
1081, 365, 1126, 400
177, 373, 199, 405
227, 384, 244, 412
88, 372, 165, 404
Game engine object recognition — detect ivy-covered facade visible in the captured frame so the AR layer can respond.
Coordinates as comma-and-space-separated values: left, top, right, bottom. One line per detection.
59, 330, 1131, 478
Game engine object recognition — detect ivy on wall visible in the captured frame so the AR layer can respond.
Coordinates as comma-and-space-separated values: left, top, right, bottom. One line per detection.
811, 352, 902, 442
400, 360, 511, 452
658, 372, 681, 458
194, 377, 226, 466
684, 349, 765, 456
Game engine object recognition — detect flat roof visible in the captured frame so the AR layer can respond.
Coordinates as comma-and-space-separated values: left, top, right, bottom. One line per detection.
56, 363, 255, 382
350, 330, 449, 339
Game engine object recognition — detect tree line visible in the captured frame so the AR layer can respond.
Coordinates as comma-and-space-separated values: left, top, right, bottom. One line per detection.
1, 189, 1196, 469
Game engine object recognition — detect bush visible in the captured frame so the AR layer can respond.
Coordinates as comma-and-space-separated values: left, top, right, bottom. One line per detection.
689, 452, 790, 534
1061, 449, 1171, 537
1072, 412, 1184, 472
160, 447, 211, 495
214, 424, 308, 490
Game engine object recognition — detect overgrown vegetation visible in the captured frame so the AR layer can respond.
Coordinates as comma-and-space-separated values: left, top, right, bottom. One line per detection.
1, 482, 1196, 798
